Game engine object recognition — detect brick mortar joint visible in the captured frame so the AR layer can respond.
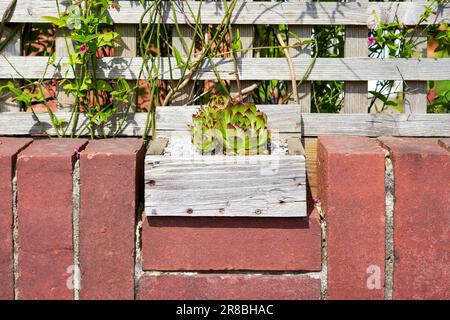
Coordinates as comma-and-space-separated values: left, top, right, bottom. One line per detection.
72, 159, 81, 300
316, 202, 328, 300
380, 144, 395, 300
134, 208, 144, 299
140, 270, 324, 277
12, 160, 19, 300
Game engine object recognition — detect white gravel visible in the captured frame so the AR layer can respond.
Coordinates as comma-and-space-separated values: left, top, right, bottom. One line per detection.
163, 135, 288, 157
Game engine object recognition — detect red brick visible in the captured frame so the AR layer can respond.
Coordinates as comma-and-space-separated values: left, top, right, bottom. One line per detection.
17, 139, 87, 300
142, 208, 321, 271
438, 138, 450, 151
0, 138, 32, 300
379, 137, 450, 300
317, 136, 385, 300
79, 138, 144, 300
138, 274, 320, 300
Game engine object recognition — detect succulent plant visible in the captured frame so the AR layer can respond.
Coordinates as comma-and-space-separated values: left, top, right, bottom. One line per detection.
191, 96, 270, 155
191, 105, 218, 154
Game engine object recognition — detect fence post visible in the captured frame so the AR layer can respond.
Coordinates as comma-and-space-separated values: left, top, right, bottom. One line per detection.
55, 30, 74, 111
344, 1, 368, 113
0, 26, 21, 112
288, 0, 311, 113
288, 0, 315, 196
114, 24, 137, 111
404, 0, 428, 114
230, 0, 253, 102
171, 26, 194, 105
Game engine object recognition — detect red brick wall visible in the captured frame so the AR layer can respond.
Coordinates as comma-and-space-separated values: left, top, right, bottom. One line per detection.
0, 136, 448, 300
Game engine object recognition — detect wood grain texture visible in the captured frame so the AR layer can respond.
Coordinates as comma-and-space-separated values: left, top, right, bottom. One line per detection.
144, 154, 307, 217
55, 30, 74, 111
287, 137, 306, 156
1, 57, 449, 81
1, 110, 449, 137
230, 23, 253, 101
287, 0, 311, 113
0, 26, 21, 112
303, 137, 318, 198
344, 24, 368, 113
114, 24, 137, 111
171, 25, 194, 105
404, 0, 428, 114
2, 1, 447, 25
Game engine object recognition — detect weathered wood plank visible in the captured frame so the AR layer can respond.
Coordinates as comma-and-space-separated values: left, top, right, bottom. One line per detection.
171, 25, 195, 105
114, 24, 137, 111
1, 110, 450, 137
0, 26, 21, 112
2, 1, 447, 26
145, 154, 307, 217
300, 113, 450, 137
55, 30, 74, 110
1, 57, 449, 81
344, 22, 368, 113
287, 137, 305, 156
230, 0, 254, 101
303, 137, 318, 198
144, 173, 306, 189
288, 0, 311, 112
0, 105, 301, 135
404, 0, 428, 114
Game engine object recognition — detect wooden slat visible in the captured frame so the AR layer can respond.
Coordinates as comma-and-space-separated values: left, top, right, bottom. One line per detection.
303, 137, 318, 198
0, 26, 21, 112
1, 57, 449, 81
145, 154, 307, 217
55, 30, 74, 110
230, 0, 253, 101
1, 110, 449, 137
287, 137, 305, 156
2, 1, 447, 26
171, 25, 194, 105
344, 22, 368, 113
404, 0, 428, 114
114, 24, 137, 111
288, 0, 311, 113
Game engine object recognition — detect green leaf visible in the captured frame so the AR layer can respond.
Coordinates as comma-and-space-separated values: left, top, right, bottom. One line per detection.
232, 29, 241, 52
288, 32, 303, 45
48, 52, 57, 67
172, 46, 185, 69
96, 80, 112, 92
385, 100, 404, 113
41, 16, 66, 27
369, 90, 389, 103
97, 32, 119, 47
70, 34, 99, 44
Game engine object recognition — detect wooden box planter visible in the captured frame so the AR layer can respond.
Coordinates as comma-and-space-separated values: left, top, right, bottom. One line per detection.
145, 153, 306, 217
145, 124, 307, 217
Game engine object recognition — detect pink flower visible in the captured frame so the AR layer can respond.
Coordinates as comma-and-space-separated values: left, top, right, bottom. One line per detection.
368, 36, 376, 46
80, 44, 88, 54
427, 89, 437, 102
